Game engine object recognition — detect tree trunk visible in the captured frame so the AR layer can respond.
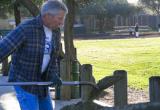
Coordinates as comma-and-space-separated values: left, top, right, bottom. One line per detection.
60, 0, 76, 99
14, 2, 21, 26
64, 0, 76, 76
64, 0, 76, 60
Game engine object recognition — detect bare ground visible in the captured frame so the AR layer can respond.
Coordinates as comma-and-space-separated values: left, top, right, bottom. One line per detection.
97, 86, 149, 106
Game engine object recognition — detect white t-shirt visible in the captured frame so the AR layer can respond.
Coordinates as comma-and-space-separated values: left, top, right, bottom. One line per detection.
41, 25, 52, 73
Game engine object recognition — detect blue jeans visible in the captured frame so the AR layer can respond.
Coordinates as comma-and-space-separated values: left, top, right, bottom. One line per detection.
14, 86, 54, 110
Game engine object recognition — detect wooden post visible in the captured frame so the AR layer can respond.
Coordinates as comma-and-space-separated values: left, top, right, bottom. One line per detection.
2, 59, 9, 76
81, 64, 93, 101
60, 59, 71, 100
149, 76, 160, 102
114, 70, 128, 107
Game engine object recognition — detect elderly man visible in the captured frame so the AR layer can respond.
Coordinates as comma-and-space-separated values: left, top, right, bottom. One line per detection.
0, 0, 68, 110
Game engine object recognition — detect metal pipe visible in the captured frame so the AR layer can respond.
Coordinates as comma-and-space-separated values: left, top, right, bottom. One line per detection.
0, 81, 99, 89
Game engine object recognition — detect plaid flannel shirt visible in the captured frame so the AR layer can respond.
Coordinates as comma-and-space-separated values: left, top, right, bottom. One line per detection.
0, 15, 61, 98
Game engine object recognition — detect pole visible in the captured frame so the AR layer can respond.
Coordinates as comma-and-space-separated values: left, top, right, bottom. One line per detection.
0, 81, 98, 89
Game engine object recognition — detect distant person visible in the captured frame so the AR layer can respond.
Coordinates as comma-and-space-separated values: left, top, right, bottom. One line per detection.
135, 23, 139, 38
0, 0, 68, 110
128, 27, 133, 36
158, 24, 160, 32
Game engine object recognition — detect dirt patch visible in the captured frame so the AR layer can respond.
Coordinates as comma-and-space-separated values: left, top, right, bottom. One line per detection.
97, 86, 149, 106
51, 86, 149, 107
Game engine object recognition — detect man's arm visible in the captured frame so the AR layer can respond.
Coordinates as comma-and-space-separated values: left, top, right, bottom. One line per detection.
0, 25, 26, 62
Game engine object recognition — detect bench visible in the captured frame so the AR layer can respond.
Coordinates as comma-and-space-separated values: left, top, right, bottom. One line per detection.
114, 25, 152, 34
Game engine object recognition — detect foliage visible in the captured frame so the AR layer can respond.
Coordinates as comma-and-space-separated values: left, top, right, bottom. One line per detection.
139, 0, 160, 15
79, 0, 137, 17
75, 37, 160, 89
18, 0, 42, 17
0, 0, 43, 19
0, 0, 13, 18
77, 0, 139, 32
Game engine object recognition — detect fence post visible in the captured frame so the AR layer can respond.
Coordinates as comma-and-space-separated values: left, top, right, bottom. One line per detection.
59, 59, 71, 100
81, 64, 94, 101
149, 76, 160, 102
114, 70, 128, 107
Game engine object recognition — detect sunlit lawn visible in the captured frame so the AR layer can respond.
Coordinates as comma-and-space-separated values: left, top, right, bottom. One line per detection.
74, 37, 160, 89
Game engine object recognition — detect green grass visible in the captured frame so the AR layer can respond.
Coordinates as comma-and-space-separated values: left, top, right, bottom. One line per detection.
74, 37, 160, 89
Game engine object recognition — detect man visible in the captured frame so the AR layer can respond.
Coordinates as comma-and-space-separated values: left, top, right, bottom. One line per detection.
0, 0, 68, 110
158, 23, 160, 32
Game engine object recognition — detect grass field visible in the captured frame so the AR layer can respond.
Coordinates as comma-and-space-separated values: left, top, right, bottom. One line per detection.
74, 37, 160, 90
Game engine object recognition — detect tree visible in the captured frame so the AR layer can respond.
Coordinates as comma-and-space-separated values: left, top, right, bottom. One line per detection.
63, 0, 91, 60
61, 0, 91, 99
16, 0, 40, 17
0, 0, 13, 18
139, 0, 160, 26
0, 0, 42, 19
63, 0, 92, 70
79, 0, 138, 32
139, 0, 160, 15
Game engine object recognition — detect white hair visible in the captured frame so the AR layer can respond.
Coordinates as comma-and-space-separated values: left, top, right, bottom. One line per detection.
41, 0, 68, 16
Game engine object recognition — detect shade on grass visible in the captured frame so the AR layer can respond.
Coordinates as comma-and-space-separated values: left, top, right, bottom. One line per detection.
75, 37, 160, 89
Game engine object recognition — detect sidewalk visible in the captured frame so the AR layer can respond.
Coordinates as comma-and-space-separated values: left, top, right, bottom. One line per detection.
0, 76, 20, 110
0, 76, 81, 110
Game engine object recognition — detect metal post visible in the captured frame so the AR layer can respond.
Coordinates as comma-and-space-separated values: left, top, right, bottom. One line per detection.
71, 60, 80, 98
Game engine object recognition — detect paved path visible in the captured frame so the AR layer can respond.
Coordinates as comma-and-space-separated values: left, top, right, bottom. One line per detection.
0, 76, 81, 110
0, 76, 20, 110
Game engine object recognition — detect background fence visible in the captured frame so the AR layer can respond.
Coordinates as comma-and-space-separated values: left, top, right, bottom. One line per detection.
76, 14, 160, 33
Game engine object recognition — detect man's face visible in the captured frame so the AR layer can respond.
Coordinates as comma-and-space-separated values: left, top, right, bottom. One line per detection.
44, 10, 65, 29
